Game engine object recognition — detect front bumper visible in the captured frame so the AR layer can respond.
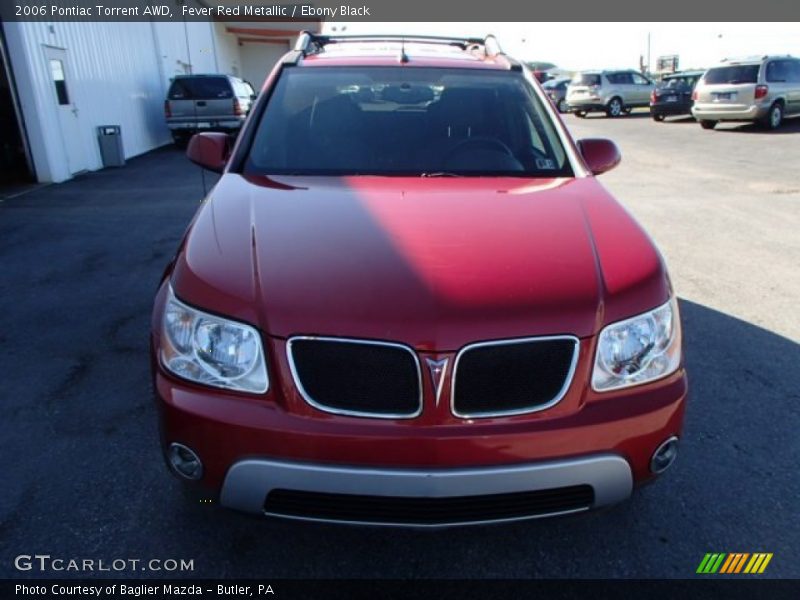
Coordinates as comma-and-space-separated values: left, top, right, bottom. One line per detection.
221, 455, 632, 526
155, 362, 687, 524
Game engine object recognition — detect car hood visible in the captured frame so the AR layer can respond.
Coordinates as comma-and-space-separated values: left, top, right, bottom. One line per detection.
171, 174, 669, 350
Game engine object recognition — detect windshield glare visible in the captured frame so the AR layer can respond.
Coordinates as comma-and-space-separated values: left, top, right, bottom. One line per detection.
243, 67, 571, 177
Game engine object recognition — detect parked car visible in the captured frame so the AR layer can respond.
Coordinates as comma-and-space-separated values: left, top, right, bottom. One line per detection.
526, 61, 557, 83
543, 77, 570, 113
153, 33, 687, 527
650, 70, 705, 121
164, 74, 256, 145
692, 55, 800, 130
566, 69, 654, 117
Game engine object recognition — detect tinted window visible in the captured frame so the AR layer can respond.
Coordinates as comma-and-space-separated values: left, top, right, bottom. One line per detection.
704, 65, 760, 84
607, 72, 633, 84
244, 67, 571, 177
168, 77, 232, 100
766, 60, 789, 83
571, 73, 601, 86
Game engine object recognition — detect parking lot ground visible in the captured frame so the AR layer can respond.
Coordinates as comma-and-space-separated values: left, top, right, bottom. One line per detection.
0, 118, 798, 578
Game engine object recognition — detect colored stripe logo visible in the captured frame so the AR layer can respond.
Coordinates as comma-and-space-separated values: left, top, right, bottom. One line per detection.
697, 553, 773, 574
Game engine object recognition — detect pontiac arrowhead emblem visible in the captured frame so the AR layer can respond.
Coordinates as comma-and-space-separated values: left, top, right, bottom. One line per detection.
425, 358, 449, 407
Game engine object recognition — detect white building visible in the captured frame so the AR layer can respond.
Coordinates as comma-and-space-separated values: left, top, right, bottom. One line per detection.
0, 17, 317, 184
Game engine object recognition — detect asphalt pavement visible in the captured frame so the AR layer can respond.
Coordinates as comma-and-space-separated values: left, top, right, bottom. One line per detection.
0, 114, 798, 579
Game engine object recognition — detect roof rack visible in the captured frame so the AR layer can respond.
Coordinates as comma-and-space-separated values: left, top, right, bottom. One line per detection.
287, 31, 521, 70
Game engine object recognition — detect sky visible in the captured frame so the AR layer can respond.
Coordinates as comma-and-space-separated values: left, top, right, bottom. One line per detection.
321, 22, 800, 72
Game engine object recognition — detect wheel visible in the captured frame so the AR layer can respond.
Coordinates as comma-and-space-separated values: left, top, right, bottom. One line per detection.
606, 97, 624, 118
623, 107, 633, 115
761, 102, 783, 130
575, 111, 587, 118
699, 120, 717, 130
653, 114, 665, 122
557, 98, 567, 113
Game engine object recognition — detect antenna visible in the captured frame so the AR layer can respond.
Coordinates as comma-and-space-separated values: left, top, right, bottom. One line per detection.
399, 37, 409, 64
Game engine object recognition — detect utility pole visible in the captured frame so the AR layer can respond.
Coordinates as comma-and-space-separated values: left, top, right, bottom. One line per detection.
647, 32, 651, 76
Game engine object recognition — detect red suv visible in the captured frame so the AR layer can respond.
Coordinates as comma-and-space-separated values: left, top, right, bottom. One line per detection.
151, 33, 687, 527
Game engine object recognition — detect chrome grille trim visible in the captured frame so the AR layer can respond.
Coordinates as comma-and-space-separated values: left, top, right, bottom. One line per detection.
286, 336, 423, 419
451, 335, 580, 419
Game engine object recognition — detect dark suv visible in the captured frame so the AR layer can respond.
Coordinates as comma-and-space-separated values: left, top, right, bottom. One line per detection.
650, 70, 704, 121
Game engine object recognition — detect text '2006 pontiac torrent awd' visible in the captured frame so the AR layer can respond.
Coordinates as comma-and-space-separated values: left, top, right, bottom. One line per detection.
151, 33, 688, 527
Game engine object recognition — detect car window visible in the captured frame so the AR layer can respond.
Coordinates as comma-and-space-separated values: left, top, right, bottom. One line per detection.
789, 61, 800, 83
243, 67, 572, 177
607, 72, 633, 85
703, 65, 760, 84
766, 61, 789, 83
571, 73, 601, 86
631, 73, 649, 85
168, 77, 233, 100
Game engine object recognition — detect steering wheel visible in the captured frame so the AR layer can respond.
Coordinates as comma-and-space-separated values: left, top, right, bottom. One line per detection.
443, 137, 515, 162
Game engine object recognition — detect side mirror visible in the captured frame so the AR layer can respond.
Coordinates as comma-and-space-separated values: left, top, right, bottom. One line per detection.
577, 138, 621, 176
250, 93, 258, 101
186, 132, 230, 173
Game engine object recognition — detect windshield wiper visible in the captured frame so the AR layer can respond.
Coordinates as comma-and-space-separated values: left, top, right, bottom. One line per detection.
420, 172, 463, 177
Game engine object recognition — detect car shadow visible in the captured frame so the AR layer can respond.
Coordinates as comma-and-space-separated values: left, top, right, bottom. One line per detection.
713, 118, 800, 135
659, 115, 696, 124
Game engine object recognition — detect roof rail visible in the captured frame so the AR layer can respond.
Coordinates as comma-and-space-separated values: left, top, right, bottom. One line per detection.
290, 31, 521, 70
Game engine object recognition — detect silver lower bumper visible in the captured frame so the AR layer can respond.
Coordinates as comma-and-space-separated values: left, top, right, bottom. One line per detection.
219, 454, 633, 526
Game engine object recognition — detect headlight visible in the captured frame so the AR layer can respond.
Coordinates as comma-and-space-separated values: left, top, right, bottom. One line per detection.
591, 297, 681, 392
160, 287, 269, 393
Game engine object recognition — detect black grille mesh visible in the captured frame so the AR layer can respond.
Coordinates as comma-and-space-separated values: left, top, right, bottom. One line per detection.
290, 339, 420, 416
453, 338, 576, 416
264, 485, 593, 525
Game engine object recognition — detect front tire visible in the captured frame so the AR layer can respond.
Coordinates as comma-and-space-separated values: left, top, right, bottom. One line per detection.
653, 113, 665, 122
557, 98, 567, 113
761, 103, 783, 130
575, 110, 587, 118
699, 120, 717, 130
606, 97, 624, 118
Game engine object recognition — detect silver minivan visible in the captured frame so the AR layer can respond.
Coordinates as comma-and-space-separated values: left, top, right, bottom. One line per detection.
164, 74, 256, 144
692, 56, 800, 130
566, 70, 654, 118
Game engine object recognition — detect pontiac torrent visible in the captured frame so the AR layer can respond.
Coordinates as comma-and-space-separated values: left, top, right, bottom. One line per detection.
151, 33, 688, 526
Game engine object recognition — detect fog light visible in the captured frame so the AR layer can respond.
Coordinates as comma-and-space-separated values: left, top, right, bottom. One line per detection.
650, 436, 679, 474
168, 443, 203, 480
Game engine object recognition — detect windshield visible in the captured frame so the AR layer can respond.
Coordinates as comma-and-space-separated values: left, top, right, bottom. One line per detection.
703, 65, 760, 85
243, 67, 572, 177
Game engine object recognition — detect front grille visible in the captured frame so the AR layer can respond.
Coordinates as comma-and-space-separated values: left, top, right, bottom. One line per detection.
288, 337, 421, 418
452, 337, 578, 417
264, 485, 594, 525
